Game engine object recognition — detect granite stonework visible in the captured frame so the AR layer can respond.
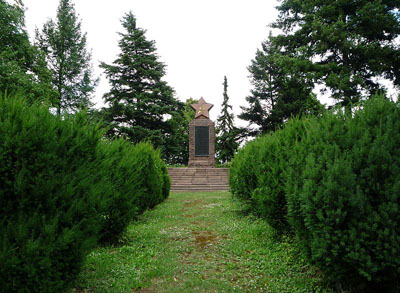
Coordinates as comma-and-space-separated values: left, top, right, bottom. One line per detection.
188, 117, 216, 168
168, 167, 229, 191
188, 98, 216, 168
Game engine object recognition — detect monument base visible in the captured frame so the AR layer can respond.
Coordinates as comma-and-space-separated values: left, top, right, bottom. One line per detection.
188, 159, 215, 168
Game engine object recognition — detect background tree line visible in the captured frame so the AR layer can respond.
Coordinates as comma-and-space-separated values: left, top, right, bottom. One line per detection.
0, 0, 188, 164
0, 0, 237, 165
2, 0, 400, 164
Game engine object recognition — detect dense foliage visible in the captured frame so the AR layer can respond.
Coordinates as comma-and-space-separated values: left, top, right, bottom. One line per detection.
230, 117, 309, 232
163, 98, 197, 165
0, 96, 105, 291
0, 96, 170, 291
239, 34, 323, 136
95, 140, 169, 244
271, 0, 400, 108
36, 0, 97, 115
240, 0, 400, 138
100, 12, 183, 161
286, 97, 400, 290
0, 0, 55, 103
229, 139, 261, 203
230, 96, 400, 290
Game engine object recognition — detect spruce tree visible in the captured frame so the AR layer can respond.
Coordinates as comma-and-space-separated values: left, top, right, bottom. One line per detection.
216, 76, 240, 164
240, 34, 323, 136
271, 0, 400, 108
100, 12, 182, 156
36, 0, 97, 115
0, 0, 54, 102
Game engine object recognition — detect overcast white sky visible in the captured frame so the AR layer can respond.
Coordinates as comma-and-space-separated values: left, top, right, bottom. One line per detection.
22, 0, 279, 123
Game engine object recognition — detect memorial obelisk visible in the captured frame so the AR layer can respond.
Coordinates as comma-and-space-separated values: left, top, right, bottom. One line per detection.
188, 98, 216, 168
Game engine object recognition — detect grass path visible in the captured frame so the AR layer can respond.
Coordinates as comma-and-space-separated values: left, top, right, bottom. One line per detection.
75, 192, 330, 292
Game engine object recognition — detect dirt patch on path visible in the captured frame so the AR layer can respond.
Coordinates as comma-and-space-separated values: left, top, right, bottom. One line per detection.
191, 230, 218, 249
182, 199, 206, 211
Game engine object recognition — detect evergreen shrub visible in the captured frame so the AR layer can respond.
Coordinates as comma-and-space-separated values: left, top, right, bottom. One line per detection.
0, 97, 107, 291
286, 96, 400, 289
229, 139, 261, 202
0, 96, 170, 291
230, 95, 400, 289
97, 141, 170, 243
230, 117, 310, 233
252, 118, 309, 233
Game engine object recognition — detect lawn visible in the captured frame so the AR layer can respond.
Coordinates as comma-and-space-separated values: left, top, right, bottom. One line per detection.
73, 191, 331, 292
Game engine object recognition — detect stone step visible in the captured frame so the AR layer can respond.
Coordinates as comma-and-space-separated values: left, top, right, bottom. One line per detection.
168, 167, 230, 192
168, 173, 229, 177
169, 172, 228, 175
171, 175, 226, 177
168, 167, 229, 172
171, 181, 228, 184
171, 178, 228, 181
171, 184, 229, 187
171, 178, 229, 184
170, 177, 228, 180
171, 189, 229, 192
170, 178, 229, 181
168, 172, 229, 175
171, 186, 230, 191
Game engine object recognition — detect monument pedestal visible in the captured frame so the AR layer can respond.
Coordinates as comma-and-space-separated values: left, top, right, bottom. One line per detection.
188, 117, 216, 168
188, 97, 215, 168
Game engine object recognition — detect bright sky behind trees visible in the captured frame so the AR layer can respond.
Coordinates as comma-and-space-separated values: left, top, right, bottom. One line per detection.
22, 0, 279, 122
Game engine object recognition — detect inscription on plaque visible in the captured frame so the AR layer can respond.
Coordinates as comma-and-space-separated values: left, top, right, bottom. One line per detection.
195, 126, 209, 156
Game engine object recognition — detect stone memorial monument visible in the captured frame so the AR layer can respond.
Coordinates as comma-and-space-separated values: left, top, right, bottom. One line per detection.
188, 98, 216, 168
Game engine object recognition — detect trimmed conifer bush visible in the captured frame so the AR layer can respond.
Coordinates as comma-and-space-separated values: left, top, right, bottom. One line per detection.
0, 97, 107, 291
230, 95, 400, 290
0, 96, 171, 291
131, 142, 167, 213
252, 118, 309, 233
230, 117, 311, 233
95, 139, 138, 244
97, 140, 170, 243
229, 139, 262, 203
286, 96, 400, 290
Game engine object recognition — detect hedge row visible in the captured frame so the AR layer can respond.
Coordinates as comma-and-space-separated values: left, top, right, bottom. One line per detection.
0, 96, 170, 292
230, 95, 400, 290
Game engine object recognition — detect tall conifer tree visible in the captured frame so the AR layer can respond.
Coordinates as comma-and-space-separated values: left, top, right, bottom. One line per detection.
0, 0, 54, 102
216, 76, 240, 164
100, 12, 182, 156
36, 0, 97, 115
240, 34, 322, 136
271, 0, 400, 108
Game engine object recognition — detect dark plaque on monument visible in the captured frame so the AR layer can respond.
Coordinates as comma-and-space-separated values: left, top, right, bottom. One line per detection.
188, 98, 216, 168
195, 126, 209, 156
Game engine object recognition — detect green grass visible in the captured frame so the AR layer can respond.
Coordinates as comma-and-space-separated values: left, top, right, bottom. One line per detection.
73, 192, 332, 292
167, 164, 187, 168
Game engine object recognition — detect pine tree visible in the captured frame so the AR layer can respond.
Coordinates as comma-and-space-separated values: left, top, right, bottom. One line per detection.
100, 12, 182, 156
271, 0, 400, 108
240, 34, 323, 136
36, 0, 97, 115
216, 76, 240, 164
0, 0, 54, 102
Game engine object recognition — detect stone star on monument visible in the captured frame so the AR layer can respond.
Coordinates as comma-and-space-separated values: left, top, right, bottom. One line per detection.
191, 97, 213, 119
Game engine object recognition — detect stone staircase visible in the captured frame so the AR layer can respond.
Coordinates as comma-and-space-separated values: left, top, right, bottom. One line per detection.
168, 168, 229, 192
